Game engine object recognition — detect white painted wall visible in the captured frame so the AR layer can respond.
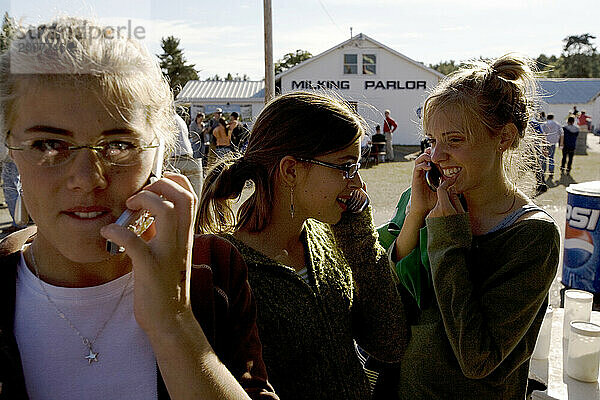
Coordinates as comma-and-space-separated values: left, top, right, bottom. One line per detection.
280, 39, 441, 145
541, 98, 600, 131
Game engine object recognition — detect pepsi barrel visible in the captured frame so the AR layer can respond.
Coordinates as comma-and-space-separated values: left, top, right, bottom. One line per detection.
563, 181, 600, 293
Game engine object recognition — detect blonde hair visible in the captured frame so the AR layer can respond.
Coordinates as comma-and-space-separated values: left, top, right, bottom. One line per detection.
198, 91, 364, 234
0, 17, 177, 154
422, 53, 542, 190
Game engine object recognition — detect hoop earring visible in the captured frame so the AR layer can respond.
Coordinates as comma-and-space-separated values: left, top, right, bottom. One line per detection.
289, 186, 295, 219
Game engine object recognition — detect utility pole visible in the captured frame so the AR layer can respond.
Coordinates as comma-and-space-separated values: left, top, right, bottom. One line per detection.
263, 0, 274, 103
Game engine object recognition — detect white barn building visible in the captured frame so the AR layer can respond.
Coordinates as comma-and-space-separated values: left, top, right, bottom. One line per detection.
538, 79, 600, 131
276, 33, 445, 145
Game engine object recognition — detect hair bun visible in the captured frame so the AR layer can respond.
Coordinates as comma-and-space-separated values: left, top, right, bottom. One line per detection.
490, 54, 533, 82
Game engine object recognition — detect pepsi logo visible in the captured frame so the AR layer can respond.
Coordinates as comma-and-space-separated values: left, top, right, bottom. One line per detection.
564, 225, 595, 268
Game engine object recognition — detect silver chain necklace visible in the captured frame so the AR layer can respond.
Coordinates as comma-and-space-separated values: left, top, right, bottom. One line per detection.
28, 246, 133, 365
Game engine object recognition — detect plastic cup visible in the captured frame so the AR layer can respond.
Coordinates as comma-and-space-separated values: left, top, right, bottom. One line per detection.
563, 289, 594, 339
566, 320, 600, 382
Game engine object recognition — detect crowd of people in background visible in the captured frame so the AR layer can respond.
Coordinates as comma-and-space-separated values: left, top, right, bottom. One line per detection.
186, 108, 250, 170
534, 105, 593, 194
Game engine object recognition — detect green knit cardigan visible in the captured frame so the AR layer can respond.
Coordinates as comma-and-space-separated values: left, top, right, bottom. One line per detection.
224, 207, 407, 400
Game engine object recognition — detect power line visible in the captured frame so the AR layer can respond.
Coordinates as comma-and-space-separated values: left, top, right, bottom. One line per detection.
317, 0, 345, 36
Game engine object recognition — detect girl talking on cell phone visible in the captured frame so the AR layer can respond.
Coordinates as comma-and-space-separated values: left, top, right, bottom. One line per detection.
379, 54, 560, 399
197, 91, 408, 400
0, 16, 277, 399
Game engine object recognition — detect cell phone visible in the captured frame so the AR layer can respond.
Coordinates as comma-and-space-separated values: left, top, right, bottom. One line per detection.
106, 138, 165, 254
346, 188, 370, 214
425, 162, 442, 192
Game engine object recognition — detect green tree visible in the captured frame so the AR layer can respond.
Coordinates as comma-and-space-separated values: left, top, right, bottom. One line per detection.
536, 53, 564, 78
275, 49, 312, 75
157, 36, 199, 96
429, 60, 460, 75
207, 73, 250, 81
0, 12, 17, 53
560, 33, 599, 77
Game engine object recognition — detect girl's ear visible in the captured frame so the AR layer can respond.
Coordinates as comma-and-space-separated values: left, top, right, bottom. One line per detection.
278, 155, 299, 187
499, 123, 518, 150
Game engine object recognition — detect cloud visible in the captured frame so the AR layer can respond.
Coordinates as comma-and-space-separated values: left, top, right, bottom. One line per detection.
324, 0, 530, 10
440, 25, 471, 32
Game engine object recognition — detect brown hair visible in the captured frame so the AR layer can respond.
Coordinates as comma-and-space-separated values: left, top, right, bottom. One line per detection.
422, 53, 541, 189
198, 91, 364, 234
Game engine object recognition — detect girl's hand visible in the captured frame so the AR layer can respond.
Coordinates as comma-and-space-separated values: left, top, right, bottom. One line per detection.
410, 149, 438, 219
100, 172, 198, 337
427, 177, 466, 218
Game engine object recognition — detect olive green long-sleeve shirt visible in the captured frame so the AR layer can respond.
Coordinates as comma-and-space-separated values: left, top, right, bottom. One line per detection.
399, 213, 559, 400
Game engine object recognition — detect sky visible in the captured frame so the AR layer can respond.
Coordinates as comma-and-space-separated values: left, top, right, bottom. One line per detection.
3, 0, 600, 80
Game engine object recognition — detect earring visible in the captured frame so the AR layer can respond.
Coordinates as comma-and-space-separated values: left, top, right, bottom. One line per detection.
289, 186, 295, 219
14, 186, 29, 227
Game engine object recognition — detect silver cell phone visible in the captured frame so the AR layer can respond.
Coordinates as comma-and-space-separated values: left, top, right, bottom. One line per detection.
346, 188, 370, 214
106, 138, 165, 254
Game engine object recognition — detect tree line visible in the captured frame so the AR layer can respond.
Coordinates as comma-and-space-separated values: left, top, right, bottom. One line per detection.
430, 34, 600, 78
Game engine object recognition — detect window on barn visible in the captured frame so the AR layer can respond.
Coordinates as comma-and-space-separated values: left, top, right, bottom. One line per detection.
362, 54, 376, 75
344, 54, 357, 74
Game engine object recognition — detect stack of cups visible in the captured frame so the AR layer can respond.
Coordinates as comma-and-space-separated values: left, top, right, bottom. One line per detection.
566, 321, 600, 382
532, 306, 554, 359
563, 289, 594, 339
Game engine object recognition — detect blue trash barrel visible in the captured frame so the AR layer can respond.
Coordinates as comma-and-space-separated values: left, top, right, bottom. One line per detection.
563, 181, 600, 293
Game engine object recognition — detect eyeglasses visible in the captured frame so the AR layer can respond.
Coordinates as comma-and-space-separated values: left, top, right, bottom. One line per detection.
6, 137, 159, 167
297, 157, 361, 180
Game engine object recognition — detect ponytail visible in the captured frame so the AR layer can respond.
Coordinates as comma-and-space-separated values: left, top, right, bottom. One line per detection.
197, 154, 274, 234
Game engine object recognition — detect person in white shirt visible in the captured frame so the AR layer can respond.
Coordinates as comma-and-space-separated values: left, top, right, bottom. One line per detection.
542, 113, 562, 179
172, 113, 203, 200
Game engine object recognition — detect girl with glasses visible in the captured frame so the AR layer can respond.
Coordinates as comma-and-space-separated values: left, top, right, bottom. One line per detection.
380, 54, 560, 399
197, 91, 408, 400
0, 17, 276, 399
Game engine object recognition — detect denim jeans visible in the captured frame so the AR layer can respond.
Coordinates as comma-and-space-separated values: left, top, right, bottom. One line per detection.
541, 144, 556, 174
1, 160, 21, 226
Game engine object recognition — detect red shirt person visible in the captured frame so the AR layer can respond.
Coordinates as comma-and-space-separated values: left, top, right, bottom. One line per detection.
577, 111, 591, 131
383, 109, 398, 161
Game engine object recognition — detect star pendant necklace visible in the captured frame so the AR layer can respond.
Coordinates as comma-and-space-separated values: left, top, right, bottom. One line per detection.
28, 246, 133, 365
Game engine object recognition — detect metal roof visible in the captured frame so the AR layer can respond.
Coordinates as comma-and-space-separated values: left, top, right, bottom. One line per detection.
176, 80, 265, 103
538, 79, 600, 104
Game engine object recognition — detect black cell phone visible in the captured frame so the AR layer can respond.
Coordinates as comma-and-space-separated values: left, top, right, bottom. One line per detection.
425, 162, 442, 192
